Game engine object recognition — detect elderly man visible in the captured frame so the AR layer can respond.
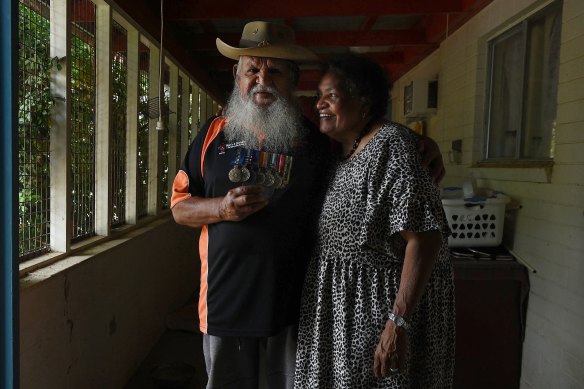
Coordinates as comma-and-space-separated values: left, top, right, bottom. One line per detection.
171, 21, 444, 389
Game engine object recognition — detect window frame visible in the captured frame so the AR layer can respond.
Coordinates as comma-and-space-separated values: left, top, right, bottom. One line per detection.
482, 0, 562, 164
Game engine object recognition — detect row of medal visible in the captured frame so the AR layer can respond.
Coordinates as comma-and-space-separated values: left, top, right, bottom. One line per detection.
228, 147, 294, 189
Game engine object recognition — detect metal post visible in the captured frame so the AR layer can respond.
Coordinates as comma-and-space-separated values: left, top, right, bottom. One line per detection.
0, 0, 19, 388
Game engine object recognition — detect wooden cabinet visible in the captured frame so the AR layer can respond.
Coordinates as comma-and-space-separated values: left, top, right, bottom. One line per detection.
453, 259, 529, 389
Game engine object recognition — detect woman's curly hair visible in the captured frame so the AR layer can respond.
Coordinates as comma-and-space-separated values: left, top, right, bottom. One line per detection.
323, 54, 392, 121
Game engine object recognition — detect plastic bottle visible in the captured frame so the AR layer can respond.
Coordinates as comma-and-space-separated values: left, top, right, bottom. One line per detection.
462, 172, 476, 199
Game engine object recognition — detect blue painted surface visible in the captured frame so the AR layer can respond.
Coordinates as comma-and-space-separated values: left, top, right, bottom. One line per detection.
1, 0, 18, 388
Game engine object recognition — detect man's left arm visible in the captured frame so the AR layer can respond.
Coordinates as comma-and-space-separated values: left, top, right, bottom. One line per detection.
417, 135, 445, 184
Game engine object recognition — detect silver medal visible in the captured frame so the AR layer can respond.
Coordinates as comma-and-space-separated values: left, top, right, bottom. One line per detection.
264, 171, 275, 187
228, 167, 242, 182
240, 167, 251, 182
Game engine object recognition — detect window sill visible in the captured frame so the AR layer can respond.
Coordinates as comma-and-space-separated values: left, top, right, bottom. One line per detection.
19, 214, 174, 287
471, 160, 553, 183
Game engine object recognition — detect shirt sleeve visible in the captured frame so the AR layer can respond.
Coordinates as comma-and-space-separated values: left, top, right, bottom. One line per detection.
170, 116, 217, 208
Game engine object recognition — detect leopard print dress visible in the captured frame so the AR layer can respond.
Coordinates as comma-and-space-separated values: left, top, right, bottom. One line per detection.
294, 123, 455, 389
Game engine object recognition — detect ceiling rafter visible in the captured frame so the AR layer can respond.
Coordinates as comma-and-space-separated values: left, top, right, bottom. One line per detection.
186, 29, 430, 51
195, 48, 410, 73
166, 0, 465, 20
359, 16, 378, 31
114, 0, 496, 100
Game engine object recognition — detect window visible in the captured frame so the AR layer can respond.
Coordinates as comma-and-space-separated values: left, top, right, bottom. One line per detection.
111, 20, 128, 228
485, 1, 562, 161
160, 62, 170, 210
199, 90, 207, 126
18, 0, 51, 259
177, 75, 183, 167
188, 83, 193, 142
137, 41, 150, 218
188, 81, 201, 143
17, 0, 200, 263
70, 0, 97, 241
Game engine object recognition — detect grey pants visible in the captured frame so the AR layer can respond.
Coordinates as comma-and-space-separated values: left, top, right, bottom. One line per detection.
202, 325, 297, 389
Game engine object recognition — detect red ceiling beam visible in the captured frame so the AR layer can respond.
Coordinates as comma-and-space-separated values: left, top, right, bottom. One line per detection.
462, 0, 494, 12
424, 12, 467, 43
297, 63, 405, 89
296, 57, 415, 91
294, 29, 429, 46
166, 0, 465, 20
362, 51, 405, 64
188, 29, 429, 51
193, 50, 407, 75
195, 55, 238, 71
359, 16, 378, 31
199, 20, 217, 35
402, 46, 439, 64
298, 69, 324, 86
424, 0, 494, 42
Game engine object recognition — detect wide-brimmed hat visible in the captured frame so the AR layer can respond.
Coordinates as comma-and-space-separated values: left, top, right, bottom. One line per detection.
216, 21, 318, 62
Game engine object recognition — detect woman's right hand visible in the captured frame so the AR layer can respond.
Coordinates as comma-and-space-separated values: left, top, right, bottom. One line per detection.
373, 319, 409, 379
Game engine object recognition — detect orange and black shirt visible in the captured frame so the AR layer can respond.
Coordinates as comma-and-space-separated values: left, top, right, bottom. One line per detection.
171, 116, 331, 337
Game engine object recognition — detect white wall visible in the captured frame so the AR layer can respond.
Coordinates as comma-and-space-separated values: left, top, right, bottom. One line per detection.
392, 0, 584, 387
19, 219, 200, 389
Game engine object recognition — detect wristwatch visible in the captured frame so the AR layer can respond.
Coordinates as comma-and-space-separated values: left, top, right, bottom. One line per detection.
388, 312, 410, 331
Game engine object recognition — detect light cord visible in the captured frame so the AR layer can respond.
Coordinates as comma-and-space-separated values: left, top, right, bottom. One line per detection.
157, 0, 165, 129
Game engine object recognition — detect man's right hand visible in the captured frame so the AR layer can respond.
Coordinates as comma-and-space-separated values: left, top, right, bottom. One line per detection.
417, 135, 445, 184
218, 185, 269, 222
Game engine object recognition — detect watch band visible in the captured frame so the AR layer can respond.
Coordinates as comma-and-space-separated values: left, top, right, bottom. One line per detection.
388, 312, 410, 331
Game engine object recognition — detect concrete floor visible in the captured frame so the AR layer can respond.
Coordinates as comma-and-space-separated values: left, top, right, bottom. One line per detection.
124, 304, 208, 389
123, 302, 275, 389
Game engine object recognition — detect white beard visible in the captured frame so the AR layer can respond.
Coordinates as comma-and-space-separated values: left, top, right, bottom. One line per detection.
223, 83, 305, 153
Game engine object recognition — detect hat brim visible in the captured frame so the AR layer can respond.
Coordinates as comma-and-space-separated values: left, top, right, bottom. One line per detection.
216, 38, 318, 62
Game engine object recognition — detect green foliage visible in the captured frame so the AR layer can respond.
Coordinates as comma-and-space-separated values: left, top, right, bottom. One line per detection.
111, 51, 128, 225
18, 2, 53, 257
18, 2, 107, 254
137, 56, 150, 216
70, 33, 97, 240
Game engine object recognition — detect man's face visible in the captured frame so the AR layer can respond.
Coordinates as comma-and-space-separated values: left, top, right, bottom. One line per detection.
235, 56, 295, 108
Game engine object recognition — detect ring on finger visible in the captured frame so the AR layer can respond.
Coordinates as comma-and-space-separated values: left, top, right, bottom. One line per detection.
389, 354, 399, 374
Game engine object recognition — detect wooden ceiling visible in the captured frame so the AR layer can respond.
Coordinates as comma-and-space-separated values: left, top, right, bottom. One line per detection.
114, 0, 494, 102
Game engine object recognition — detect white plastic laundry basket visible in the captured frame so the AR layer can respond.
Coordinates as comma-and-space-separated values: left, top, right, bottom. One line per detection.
441, 193, 510, 247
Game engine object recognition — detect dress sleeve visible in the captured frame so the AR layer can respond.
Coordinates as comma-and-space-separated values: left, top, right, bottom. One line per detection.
357, 124, 450, 257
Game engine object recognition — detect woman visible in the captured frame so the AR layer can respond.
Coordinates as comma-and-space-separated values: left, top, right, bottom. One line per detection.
294, 55, 455, 388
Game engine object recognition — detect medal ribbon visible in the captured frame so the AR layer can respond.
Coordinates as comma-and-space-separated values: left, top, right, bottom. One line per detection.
230, 147, 244, 166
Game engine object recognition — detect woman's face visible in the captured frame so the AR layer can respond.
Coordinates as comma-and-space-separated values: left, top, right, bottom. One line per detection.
316, 71, 366, 143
